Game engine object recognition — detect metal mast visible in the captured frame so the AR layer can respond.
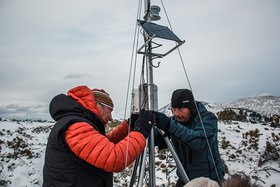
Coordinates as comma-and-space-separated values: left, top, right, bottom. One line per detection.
129, 0, 187, 186
144, 0, 156, 186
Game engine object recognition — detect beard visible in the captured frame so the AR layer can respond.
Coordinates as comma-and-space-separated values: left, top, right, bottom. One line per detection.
175, 114, 191, 123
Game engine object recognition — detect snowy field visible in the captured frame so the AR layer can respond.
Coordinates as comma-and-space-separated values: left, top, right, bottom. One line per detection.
0, 119, 279, 187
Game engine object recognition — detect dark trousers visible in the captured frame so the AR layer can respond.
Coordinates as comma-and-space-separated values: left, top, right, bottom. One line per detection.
176, 179, 185, 187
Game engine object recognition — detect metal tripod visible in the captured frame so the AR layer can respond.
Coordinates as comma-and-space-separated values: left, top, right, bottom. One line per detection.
128, 0, 189, 186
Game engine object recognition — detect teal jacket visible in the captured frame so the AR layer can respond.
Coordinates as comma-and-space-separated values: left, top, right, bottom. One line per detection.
163, 102, 224, 182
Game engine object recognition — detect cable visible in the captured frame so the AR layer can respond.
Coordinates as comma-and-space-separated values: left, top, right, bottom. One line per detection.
124, 0, 143, 169
124, 0, 221, 185
161, 0, 222, 183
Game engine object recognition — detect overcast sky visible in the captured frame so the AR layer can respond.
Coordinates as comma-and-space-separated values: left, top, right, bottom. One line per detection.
0, 0, 279, 120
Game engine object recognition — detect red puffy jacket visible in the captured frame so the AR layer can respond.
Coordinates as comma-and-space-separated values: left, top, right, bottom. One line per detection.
65, 86, 146, 172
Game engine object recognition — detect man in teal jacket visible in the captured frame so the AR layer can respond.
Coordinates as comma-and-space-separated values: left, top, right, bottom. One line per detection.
154, 89, 224, 187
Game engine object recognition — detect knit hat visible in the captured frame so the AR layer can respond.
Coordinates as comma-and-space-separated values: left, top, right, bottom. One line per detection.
171, 89, 196, 112
91, 88, 114, 109
183, 177, 220, 187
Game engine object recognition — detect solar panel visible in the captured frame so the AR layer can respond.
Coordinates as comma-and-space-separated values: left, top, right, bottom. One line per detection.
138, 20, 183, 43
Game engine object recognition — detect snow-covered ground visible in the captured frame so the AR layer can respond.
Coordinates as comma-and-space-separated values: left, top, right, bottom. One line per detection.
0, 118, 279, 187
218, 121, 280, 186
0, 120, 52, 186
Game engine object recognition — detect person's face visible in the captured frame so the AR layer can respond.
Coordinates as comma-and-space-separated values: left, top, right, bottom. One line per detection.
171, 107, 192, 123
96, 103, 113, 124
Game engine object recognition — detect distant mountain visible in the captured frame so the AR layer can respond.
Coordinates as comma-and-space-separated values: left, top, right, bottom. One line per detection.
222, 96, 280, 117
159, 96, 280, 117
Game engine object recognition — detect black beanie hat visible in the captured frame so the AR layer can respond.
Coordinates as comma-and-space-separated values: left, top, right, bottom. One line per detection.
171, 89, 196, 112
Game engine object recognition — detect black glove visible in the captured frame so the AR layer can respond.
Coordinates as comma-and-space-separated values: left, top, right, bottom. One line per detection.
128, 113, 139, 129
154, 111, 171, 131
154, 128, 168, 150
134, 109, 154, 138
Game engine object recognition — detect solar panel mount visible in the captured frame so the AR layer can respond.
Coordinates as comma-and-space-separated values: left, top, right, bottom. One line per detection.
137, 20, 185, 58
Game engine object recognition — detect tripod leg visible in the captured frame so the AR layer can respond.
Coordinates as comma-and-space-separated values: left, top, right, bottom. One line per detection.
129, 156, 140, 187
158, 129, 190, 184
129, 146, 147, 187
148, 127, 156, 186
138, 145, 147, 186
129, 129, 156, 187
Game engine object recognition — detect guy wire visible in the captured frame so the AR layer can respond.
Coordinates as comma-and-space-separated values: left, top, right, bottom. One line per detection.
124, 0, 143, 169
123, 0, 221, 184
161, 0, 222, 183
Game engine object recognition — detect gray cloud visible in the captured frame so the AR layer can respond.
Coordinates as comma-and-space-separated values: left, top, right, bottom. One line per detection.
0, 104, 50, 120
0, 0, 279, 119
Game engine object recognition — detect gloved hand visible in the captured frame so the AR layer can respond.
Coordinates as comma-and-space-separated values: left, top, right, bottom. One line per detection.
128, 113, 139, 129
134, 109, 155, 138
154, 111, 171, 131
154, 128, 168, 150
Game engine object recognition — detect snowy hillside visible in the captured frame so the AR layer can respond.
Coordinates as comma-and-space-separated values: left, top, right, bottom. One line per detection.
0, 96, 279, 187
223, 96, 280, 116
160, 96, 280, 118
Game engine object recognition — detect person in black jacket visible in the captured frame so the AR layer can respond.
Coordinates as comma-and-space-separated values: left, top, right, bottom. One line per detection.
154, 89, 224, 187
43, 85, 154, 187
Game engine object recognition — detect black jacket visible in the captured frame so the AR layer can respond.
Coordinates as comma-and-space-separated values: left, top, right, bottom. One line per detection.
43, 94, 113, 187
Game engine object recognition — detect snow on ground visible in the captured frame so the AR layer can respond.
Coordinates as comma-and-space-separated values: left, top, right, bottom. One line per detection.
218, 121, 280, 186
0, 120, 52, 186
0, 119, 279, 186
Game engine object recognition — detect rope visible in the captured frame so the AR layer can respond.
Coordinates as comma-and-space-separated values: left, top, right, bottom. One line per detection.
124, 0, 143, 169
161, 0, 222, 183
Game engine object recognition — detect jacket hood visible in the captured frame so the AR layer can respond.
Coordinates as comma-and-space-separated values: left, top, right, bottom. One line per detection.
49, 86, 103, 122
195, 101, 207, 114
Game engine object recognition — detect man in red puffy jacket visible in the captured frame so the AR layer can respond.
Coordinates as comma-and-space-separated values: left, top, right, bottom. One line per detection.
43, 85, 153, 187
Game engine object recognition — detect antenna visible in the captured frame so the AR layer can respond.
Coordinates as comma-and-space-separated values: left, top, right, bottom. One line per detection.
129, 0, 189, 186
